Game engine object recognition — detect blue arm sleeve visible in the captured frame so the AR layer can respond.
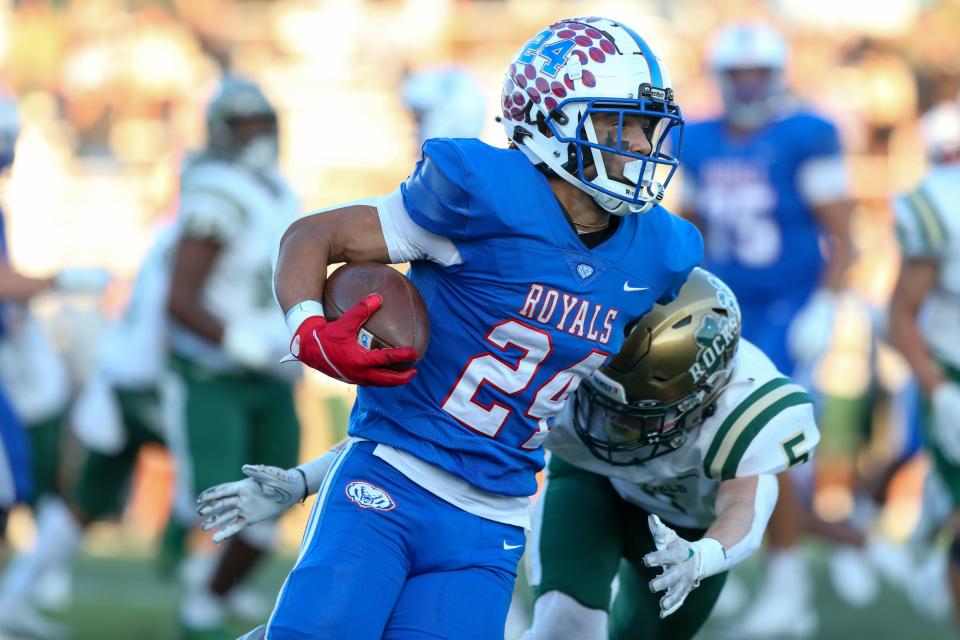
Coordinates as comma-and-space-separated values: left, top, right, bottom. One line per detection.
800, 115, 841, 159
400, 139, 472, 241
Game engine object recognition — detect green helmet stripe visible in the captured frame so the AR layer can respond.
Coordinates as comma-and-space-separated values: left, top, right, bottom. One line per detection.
718, 391, 812, 480
704, 377, 804, 479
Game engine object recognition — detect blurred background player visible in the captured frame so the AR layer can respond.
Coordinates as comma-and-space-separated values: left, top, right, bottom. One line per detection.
678, 23, 855, 637
889, 93, 960, 631
0, 226, 174, 640
0, 87, 112, 639
401, 66, 486, 146
164, 74, 303, 640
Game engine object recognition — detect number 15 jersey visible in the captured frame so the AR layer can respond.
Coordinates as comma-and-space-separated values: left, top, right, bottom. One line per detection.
351, 138, 703, 499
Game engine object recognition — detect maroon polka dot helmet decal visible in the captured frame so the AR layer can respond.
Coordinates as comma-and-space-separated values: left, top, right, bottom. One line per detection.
509, 106, 523, 120
568, 23, 585, 31
589, 48, 605, 63
526, 87, 541, 103
515, 73, 527, 89
535, 77, 549, 92
574, 35, 593, 47
512, 92, 525, 106
585, 28, 602, 39
551, 81, 567, 97
524, 64, 536, 79
600, 39, 616, 55
557, 29, 576, 39
544, 96, 558, 111
581, 69, 596, 87
572, 50, 588, 65
564, 74, 575, 90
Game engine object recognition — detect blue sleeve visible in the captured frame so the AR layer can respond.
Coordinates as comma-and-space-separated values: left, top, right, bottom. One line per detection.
656, 213, 704, 305
798, 114, 841, 160
400, 139, 472, 241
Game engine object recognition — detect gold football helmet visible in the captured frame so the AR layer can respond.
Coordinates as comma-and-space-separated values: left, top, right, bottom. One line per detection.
574, 268, 741, 465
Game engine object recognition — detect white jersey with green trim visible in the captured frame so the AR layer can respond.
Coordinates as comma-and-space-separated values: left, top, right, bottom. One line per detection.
893, 165, 960, 369
169, 157, 301, 377
545, 340, 820, 529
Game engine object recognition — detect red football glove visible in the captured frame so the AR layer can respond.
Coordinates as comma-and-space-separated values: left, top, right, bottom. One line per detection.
288, 294, 418, 386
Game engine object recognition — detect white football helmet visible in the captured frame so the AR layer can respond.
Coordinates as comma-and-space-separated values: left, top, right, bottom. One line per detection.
919, 100, 960, 164
0, 89, 19, 172
500, 17, 683, 216
709, 23, 788, 129
205, 75, 278, 172
402, 67, 486, 145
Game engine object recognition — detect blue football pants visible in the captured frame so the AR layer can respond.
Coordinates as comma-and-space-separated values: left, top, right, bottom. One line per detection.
0, 386, 31, 508
266, 440, 525, 639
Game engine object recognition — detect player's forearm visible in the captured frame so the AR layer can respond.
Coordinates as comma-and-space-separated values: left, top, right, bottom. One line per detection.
704, 474, 778, 572
0, 266, 54, 301
889, 308, 943, 396
295, 438, 349, 497
275, 216, 335, 315
274, 206, 391, 315
816, 200, 855, 292
705, 475, 758, 551
167, 289, 225, 344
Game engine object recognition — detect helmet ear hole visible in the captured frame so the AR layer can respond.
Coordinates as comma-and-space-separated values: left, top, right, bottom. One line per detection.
671, 316, 692, 329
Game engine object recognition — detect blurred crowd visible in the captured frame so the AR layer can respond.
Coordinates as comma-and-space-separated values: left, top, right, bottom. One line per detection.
0, 0, 958, 638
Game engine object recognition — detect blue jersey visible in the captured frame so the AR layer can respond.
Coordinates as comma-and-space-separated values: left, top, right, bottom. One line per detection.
682, 109, 842, 302
350, 139, 702, 497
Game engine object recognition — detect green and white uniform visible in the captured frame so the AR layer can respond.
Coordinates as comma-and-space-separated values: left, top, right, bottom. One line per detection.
71, 227, 174, 519
166, 158, 302, 521
894, 164, 960, 504
530, 340, 818, 640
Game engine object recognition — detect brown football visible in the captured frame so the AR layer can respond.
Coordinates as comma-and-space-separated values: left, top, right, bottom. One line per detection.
323, 262, 430, 365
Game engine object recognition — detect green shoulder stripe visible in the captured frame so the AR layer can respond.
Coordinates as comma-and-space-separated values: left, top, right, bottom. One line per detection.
719, 391, 812, 480
905, 186, 948, 253
703, 378, 811, 480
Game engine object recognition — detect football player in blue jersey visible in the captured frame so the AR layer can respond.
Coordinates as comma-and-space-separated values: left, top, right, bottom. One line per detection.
678, 24, 855, 637
257, 16, 702, 639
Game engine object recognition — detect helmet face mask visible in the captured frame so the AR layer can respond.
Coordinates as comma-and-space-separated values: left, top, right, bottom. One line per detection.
501, 17, 684, 215
572, 269, 741, 466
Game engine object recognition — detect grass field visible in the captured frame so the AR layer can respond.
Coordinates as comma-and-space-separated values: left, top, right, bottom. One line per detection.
37, 546, 957, 639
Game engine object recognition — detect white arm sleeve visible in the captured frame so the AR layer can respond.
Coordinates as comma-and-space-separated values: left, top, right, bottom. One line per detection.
797, 155, 849, 206
376, 188, 462, 267
719, 473, 779, 572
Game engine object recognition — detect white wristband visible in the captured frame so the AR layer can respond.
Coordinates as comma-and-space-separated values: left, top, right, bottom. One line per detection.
285, 300, 325, 334
694, 537, 727, 581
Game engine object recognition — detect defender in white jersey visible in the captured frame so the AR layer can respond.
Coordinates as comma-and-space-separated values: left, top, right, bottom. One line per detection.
526, 268, 819, 640
889, 95, 960, 629
165, 75, 303, 640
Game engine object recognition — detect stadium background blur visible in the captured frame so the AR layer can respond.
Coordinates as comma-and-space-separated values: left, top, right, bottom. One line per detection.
1, 0, 958, 637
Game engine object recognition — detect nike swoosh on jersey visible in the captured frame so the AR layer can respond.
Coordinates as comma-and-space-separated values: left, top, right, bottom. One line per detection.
623, 282, 649, 292
503, 541, 524, 550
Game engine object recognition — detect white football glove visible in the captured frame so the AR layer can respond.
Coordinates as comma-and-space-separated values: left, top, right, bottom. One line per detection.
54, 267, 112, 295
932, 382, 960, 464
787, 289, 837, 365
643, 515, 726, 619
197, 464, 307, 543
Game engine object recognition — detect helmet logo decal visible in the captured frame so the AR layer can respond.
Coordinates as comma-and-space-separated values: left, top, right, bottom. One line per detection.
688, 313, 738, 383
504, 18, 617, 120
